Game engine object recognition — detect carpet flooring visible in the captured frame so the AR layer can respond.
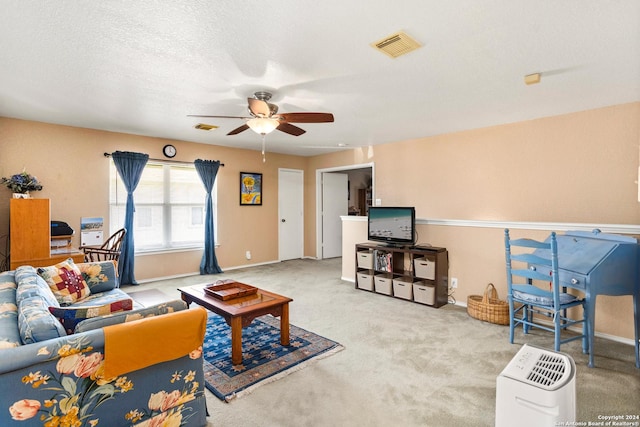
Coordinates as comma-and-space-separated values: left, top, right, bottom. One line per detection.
202, 313, 343, 402
136, 258, 640, 427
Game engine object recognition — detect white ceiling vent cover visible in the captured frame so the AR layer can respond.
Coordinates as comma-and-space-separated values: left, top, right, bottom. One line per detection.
194, 123, 218, 131
372, 31, 421, 58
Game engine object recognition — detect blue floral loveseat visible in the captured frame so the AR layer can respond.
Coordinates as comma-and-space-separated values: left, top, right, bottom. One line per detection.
0, 260, 208, 426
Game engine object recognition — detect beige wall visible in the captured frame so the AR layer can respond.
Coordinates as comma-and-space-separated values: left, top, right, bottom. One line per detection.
0, 118, 307, 280
334, 102, 640, 341
2, 102, 639, 339
370, 102, 640, 222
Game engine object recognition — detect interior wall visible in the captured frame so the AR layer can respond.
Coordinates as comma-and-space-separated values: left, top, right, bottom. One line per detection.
0, 118, 306, 280
2, 100, 639, 302
376, 103, 640, 222
311, 102, 640, 223
309, 102, 640, 246
305, 151, 377, 256
329, 102, 640, 341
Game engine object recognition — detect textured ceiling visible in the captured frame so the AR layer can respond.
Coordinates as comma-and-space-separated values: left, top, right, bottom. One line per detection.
1, 1, 639, 157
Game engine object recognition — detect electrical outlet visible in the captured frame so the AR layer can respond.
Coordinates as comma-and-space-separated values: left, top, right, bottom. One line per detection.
451, 277, 458, 289
245, 250, 252, 260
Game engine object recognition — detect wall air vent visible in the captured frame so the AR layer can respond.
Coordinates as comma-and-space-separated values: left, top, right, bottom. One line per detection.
194, 123, 218, 131
372, 31, 421, 58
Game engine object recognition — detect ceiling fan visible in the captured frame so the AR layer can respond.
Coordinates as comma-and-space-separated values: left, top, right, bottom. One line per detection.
188, 91, 334, 137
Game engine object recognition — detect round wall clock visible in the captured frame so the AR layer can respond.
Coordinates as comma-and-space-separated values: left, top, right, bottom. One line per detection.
163, 144, 177, 158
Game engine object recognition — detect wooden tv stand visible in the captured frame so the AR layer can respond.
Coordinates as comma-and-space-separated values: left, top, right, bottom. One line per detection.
355, 243, 449, 308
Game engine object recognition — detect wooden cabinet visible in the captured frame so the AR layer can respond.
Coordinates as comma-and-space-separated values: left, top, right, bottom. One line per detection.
355, 243, 449, 308
9, 199, 84, 269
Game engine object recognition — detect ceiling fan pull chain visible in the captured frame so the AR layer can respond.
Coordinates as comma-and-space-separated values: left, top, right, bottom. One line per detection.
261, 134, 266, 163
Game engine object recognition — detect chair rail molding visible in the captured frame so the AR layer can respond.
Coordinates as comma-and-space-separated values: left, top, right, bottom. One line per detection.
341, 215, 640, 235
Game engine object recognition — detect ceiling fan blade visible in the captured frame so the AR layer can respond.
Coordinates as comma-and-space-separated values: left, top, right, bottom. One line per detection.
248, 98, 272, 117
277, 112, 334, 123
227, 124, 250, 135
276, 122, 306, 136
187, 114, 251, 119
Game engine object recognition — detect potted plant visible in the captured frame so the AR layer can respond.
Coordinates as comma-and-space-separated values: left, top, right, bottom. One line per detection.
1, 170, 43, 198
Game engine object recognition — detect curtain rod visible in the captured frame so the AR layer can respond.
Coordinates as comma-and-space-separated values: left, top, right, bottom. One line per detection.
103, 152, 224, 167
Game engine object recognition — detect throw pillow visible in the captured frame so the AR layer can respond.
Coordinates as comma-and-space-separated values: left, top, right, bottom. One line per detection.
37, 259, 91, 306
49, 298, 134, 334
77, 260, 119, 294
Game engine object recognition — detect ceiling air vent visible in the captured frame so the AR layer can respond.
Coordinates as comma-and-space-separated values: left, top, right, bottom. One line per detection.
372, 31, 421, 58
194, 123, 218, 131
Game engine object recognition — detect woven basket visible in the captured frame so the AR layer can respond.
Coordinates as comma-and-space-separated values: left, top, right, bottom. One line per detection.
467, 283, 510, 325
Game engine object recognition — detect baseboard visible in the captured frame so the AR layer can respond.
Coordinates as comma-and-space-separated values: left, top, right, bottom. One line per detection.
449, 299, 636, 347
224, 260, 281, 270
136, 260, 281, 284
137, 272, 199, 284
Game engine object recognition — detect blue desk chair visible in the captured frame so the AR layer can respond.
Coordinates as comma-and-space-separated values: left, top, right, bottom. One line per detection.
504, 229, 588, 353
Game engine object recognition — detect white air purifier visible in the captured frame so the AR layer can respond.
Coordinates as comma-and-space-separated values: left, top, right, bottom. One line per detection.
495, 344, 576, 427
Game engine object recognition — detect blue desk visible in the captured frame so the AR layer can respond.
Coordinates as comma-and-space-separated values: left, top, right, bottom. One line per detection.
535, 230, 639, 368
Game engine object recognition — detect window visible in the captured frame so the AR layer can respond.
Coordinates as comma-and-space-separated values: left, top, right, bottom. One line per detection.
109, 160, 217, 252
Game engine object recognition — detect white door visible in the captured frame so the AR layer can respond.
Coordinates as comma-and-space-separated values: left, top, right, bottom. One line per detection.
321, 172, 348, 258
278, 169, 304, 260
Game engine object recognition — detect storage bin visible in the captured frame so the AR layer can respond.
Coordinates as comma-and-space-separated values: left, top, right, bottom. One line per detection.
357, 251, 373, 269
374, 275, 393, 295
414, 257, 435, 280
413, 283, 435, 305
393, 278, 416, 300
356, 272, 374, 291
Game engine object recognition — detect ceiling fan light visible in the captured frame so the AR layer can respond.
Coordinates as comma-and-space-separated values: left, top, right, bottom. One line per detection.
247, 118, 280, 135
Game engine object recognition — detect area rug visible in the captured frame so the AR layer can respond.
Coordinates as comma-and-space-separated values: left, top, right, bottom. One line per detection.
202, 313, 344, 402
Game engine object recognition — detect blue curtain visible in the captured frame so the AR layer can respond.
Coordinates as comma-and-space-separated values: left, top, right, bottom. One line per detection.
194, 159, 223, 274
111, 151, 149, 285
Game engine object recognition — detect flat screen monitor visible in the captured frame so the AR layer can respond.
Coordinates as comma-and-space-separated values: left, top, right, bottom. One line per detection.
367, 206, 416, 246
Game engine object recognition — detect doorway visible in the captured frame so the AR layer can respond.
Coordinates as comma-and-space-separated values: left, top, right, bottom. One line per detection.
315, 163, 374, 259
321, 172, 348, 258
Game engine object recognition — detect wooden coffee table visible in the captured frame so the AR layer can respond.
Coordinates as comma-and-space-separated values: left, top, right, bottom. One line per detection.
178, 284, 293, 365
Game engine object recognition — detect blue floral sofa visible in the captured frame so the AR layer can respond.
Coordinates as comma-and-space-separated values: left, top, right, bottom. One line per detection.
0, 260, 208, 426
